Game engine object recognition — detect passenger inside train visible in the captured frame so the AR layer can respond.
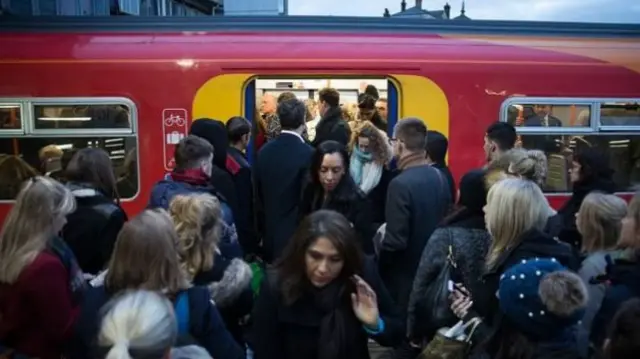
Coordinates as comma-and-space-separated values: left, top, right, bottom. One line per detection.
1, 80, 640, 359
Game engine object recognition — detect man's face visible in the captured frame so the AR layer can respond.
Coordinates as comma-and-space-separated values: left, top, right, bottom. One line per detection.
200, 154, 214, 177
260, 94, 276, 115
376, 100, 388, 121
534, 104, 551, 116
483, 135, 495, 162
318, 101, 328, 117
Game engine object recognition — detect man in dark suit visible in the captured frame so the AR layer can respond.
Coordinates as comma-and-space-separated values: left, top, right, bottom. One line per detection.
255, 98, 314, 263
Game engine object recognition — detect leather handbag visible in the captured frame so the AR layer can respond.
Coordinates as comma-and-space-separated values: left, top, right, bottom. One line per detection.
417, 317, 482, 359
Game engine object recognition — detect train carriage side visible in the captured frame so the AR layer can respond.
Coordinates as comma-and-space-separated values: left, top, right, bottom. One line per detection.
0, 18, 638, 222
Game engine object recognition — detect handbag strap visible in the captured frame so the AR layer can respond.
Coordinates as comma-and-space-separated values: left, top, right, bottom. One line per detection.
462, 317, 483, 343
446, 228, 457, 269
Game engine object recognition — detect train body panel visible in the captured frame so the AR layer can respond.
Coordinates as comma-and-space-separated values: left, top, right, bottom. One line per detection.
0, 17, 638, 219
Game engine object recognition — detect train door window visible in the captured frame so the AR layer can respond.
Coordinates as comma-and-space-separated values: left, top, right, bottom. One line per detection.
501, 97, 640, 194
0, 98, 138, 201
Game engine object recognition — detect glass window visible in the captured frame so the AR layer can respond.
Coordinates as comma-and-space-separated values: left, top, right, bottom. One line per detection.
518, 134, 640, 193
0, 136, 138, 200
506, 103, 591, 128
0, 105, 22, 130
33, 104, 131, 130
600, 101, 640, 126
265, 90, 310, 101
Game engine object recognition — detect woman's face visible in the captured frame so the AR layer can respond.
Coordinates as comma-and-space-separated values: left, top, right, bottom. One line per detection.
305, 237, 344, 288
570, 161, 582, 183
619, 214, 637, 248
357, 136, 371, 153
318, 153, 345, 192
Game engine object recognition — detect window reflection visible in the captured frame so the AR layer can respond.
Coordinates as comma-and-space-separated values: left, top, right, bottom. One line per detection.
600, 102, 640, 126
33, 104, 131, 130
0, 105, 21, 130
519, 134, 640, 193
506, 104, 590, 128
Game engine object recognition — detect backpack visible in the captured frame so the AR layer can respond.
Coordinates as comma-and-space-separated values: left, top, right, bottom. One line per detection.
174, 291, 198, 347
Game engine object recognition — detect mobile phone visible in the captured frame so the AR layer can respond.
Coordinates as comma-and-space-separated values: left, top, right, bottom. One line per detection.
447, 280, 454, 292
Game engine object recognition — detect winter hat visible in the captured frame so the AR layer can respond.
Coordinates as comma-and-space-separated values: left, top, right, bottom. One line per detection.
498, 258, 587, 340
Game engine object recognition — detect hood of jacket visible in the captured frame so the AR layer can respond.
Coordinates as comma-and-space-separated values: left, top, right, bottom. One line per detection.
67, 181, 107, 199
491, 228, 579, 274
190, 118, 229, 170
207, 257, 253, 308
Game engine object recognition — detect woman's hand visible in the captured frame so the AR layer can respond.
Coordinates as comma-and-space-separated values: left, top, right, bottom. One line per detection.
449, 284, 473, 319
351, 275, 380, 329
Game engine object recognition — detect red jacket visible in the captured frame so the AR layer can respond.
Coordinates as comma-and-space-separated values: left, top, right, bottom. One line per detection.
0, 252, 79, 359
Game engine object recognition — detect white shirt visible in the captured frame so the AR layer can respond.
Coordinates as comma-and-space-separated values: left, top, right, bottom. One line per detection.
281, 130, 305, 143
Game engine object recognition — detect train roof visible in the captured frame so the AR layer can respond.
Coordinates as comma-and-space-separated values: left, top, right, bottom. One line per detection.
0, 16, 638, 38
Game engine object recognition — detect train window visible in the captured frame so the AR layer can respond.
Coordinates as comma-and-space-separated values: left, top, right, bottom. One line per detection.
505, 102, 591, 129
519, 134, 640, 193
33, 103, 132, 131
0, 97, 138, 201
600, 101, 640, 127
0, 137, 138, 200
0, 104, 22, 130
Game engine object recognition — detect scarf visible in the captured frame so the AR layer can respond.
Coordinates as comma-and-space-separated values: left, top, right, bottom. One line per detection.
170, 169, 210, 187
397, 151, 428, 170
350, 147, 383, 194
313, 280, 361, 359
48, 236, 86, 305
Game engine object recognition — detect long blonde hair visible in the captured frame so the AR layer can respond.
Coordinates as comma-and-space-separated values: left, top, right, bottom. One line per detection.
485, 178, 549, 268
577, 192, 627, 253
349, 121, 392, 165
169, 193, 222, 280
105, 209, 190, 295
99, 290, 176, 359
0, 176, 75, 283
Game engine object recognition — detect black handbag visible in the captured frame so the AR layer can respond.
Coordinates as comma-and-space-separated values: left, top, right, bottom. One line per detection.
417, 230, 459, 335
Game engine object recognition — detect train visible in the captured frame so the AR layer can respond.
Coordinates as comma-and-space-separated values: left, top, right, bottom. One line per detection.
0, 16, 639, 220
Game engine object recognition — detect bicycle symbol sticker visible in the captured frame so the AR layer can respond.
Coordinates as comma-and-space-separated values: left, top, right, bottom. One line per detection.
162, 108, 189, 171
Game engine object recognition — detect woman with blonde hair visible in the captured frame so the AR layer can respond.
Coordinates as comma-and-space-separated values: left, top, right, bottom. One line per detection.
0, 176, 82, 359
449, 178, 578, 358
70, 209, 243, 359
348, 121, 393, 230
574, 192, 627, 356
170, 193, 253, 346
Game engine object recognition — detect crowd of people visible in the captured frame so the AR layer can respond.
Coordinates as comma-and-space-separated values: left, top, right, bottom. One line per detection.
0, 84, 638, 359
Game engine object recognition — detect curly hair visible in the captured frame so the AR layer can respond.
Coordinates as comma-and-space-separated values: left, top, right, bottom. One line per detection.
349, 121, 392, 166
169, 193, 222, 280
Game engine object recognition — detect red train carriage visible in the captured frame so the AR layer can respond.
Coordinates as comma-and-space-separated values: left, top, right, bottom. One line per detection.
0, 16, 638, 220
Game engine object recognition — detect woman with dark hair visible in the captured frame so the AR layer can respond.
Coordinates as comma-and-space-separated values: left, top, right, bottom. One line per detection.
407, 169, 491, 344
248, 210, 403, 359
300, 140, 375, 254
558, 147, 616, 250
62, 148, 127, 275
357, 94, 386, 132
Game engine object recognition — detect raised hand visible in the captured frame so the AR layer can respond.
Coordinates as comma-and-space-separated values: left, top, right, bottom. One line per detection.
350, 275, 380, 329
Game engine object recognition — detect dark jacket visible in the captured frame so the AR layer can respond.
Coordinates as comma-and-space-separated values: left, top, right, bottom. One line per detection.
248, 258, 403, 359
590, 255, 640, 348
255, 132, 314, 262
227, 146, 259, 256
379, 165, 452, 311
312, 107, 351, 147
367, 168, 396, 229
432, 163, 456, 204
300, 182, 375, 254
193, 251, 254, 346
69, 285, 244, 359
148, 176, 243, 259
62, 182, 127, 275
465, 229, 579, 358
408, 224, 491, 340
557, 178, 616, 250
190, 119, 240, 227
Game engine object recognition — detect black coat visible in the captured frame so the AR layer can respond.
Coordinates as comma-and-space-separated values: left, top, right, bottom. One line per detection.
312, 107, 351, 147
62, 183, 127, 275
227, 146, 259, 256
366, 168, 396, 229
255, 132, 314, 262
247, 258, 404, 359
465, 229, 579, 358
379, 165, 452, 311
299, 182, 375, 254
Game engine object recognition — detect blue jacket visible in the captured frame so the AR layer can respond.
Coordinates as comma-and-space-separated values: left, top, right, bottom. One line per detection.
148, 178, 243, 258
68, 285, 244, 359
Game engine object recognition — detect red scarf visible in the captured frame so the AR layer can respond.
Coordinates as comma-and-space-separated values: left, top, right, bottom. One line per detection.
170, 168, 210, 187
